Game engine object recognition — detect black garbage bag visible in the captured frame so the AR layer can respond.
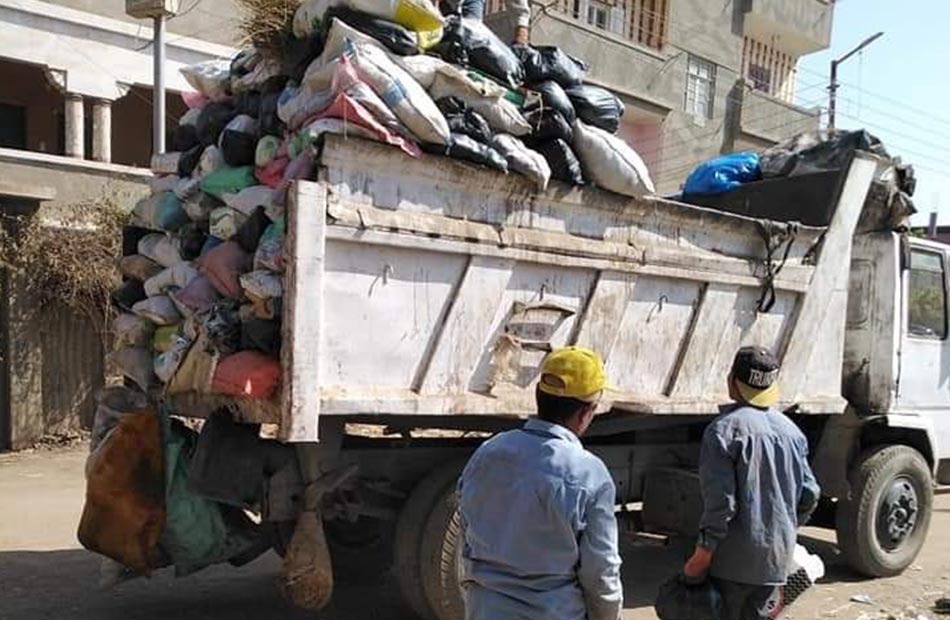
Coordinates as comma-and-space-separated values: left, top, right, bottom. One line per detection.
527, 80, 576, 124
197, 102, 237, 148
423, 134, 509, 172
174, 124, 200, 152
433, 16, 524, 88
232, 207, 270, 254
323, 6, 420, 56
760, 129, 889, 178
111, 279, 147, 312
512, 45, 587, 87
655, 574, 722, 620
436, 96, 467, 116
178, 223, 208, 261
436, 97, 494, 144
282, 33, 326, 84
241, 319, 282, 356
565, 84, 624, 134
534, 138, 584, 186
177, 144, 203, 177
202, 300, 242, 356
525, 108, 573, 144
230, 49, 256, 79
220, 130, 257, 167
259, 92, 284, 137
235, 91, 262, 118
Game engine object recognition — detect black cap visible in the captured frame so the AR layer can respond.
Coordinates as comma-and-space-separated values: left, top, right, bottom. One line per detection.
731, 346, 780, 389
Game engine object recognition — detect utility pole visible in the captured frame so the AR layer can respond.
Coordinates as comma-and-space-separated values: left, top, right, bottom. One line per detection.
126, 1, 180, 155
828, 31, 883, 131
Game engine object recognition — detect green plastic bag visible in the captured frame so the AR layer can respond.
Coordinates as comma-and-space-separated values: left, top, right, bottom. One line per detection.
199, 166, 257, 200
159, 411, 258, 576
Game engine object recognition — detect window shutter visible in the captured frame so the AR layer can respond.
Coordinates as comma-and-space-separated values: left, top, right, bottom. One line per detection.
609, 5, 625, 36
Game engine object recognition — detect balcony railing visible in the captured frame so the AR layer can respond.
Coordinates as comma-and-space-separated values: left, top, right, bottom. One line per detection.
487, 0, 668, 51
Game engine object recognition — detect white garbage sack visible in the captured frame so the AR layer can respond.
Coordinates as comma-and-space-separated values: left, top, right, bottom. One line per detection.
138, 233, 183, 268
491, 134, 551, 190
143, 262, 199, 297
346, 40, 449, 144
240, 270, 284, 301
132, 295, 182, 326
571, 120, 654, 197
222, 185, 276, 217
398, 54, 443, 89
278, 84, 336, 131
209, 207, 248, 240
181, 59, 232, 101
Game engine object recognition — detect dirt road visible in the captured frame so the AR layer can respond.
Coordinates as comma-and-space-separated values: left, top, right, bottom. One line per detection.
1, 445, 948, 620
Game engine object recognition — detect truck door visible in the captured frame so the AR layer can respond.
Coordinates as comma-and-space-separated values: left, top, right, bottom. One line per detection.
897, 243, 950, 459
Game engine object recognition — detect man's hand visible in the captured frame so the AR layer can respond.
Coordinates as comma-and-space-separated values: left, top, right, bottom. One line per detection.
683, 546, 713, 579
513, 25, 529, 45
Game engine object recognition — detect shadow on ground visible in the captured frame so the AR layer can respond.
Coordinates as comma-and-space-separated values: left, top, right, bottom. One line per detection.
0, 531, 849, 620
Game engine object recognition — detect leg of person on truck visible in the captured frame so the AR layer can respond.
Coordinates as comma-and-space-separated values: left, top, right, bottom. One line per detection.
683, 346, 821, 620
457, 347, 623, 620
439, 0, 530, 43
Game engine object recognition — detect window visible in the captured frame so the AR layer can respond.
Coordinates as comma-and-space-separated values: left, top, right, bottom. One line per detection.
748, 63, 772, 94
685, 55, 716, 120
0, 103, 26, 150
908, 249, 947, 339
587, 2, 608, 29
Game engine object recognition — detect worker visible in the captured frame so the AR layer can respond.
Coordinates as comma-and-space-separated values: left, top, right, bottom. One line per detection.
440, 0, 531, 44
683, 346, 821, 620
457, 346, 623, 620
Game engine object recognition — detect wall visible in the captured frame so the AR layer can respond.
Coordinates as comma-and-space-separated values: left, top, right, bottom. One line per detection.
744, 0, 833, 55
740, 88, 819, 143
46, 0, 242, 46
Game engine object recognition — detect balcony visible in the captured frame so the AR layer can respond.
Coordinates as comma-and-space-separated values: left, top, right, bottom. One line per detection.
740, 88, 820, 145
744, 0, 833, 55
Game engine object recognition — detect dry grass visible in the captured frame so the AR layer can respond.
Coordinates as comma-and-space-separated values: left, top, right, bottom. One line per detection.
0, 195, 129, 340
236, 0, 300, 56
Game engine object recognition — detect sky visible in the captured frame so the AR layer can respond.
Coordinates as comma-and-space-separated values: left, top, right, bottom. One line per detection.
796, 0, 950, 226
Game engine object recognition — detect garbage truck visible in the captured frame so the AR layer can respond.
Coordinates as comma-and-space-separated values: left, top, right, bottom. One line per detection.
103, 135, 947, 619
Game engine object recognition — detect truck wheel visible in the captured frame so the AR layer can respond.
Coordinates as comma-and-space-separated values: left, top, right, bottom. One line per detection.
394, 462, 464, 620
420, 485, 465, 620
836, 445, 933, 577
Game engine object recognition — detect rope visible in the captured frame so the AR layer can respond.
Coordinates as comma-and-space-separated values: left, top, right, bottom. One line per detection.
756, 221, 798, 313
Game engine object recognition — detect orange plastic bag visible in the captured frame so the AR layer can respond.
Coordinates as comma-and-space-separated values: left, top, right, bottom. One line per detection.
77, 410, 165, 575
211, 350, 280, 399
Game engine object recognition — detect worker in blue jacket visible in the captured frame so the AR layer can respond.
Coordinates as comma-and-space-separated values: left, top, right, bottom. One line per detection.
458, 346, 623, 620
684, 346, 821, 620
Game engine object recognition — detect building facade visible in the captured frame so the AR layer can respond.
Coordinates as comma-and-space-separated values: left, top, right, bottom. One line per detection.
0, 0, 237, 449
488, 0, 834, 193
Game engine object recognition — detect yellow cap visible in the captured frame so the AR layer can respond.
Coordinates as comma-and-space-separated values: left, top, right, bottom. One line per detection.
538, 346, 607, 402
735, 381, 780, 408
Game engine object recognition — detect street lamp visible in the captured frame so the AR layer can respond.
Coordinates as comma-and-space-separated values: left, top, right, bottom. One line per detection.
126, 0, 181, 155
828, 31, 883, 130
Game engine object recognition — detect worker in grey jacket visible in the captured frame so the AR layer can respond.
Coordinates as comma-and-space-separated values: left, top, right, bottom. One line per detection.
442, 0, 531, 43
458, 347, 623, 620
683, 346, 821, 620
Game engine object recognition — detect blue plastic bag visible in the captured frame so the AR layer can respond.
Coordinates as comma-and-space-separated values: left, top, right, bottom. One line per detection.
683, 152, 761, 196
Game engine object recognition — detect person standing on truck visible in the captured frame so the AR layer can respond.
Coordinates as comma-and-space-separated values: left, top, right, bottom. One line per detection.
683, 346, 821, 620
457, 346, 623, 620
440, 0, 531, 44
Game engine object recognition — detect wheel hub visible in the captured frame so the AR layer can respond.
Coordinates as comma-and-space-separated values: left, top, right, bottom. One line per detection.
876, 476, 919, 550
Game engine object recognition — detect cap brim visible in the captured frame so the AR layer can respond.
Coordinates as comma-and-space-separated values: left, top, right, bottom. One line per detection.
736, 381, 779, 408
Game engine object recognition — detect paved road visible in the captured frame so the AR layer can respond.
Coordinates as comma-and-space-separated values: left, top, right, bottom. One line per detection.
1, 445, 948, 620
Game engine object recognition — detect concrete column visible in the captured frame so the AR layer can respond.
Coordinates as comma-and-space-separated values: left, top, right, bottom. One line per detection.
91, 99, 112, 163
64, 94, 85, 159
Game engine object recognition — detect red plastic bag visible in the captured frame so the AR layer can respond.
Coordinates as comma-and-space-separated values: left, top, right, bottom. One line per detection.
257, 156, 289, 188
197, 241, 251, 299
211, 350, 280, 399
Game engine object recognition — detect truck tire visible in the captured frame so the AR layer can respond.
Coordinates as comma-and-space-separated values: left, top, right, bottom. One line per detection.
394, 462, 465, 620
420, 485, 465, 620
836, 445, 933, 577
325, 517, 394, 583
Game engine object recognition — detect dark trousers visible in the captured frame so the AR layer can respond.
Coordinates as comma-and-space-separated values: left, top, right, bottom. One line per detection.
713, 578, 784, 620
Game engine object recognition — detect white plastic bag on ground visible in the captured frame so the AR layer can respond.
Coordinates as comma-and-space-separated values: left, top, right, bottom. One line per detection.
143, 262, 199, 297
571, 120, 655, 197
343, 40, 449, 144
491, 135, 551, 190
222, 186, 276, 217
132, 295, 182, 326
138, 233, 183, 268
181, 60, 231, 101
